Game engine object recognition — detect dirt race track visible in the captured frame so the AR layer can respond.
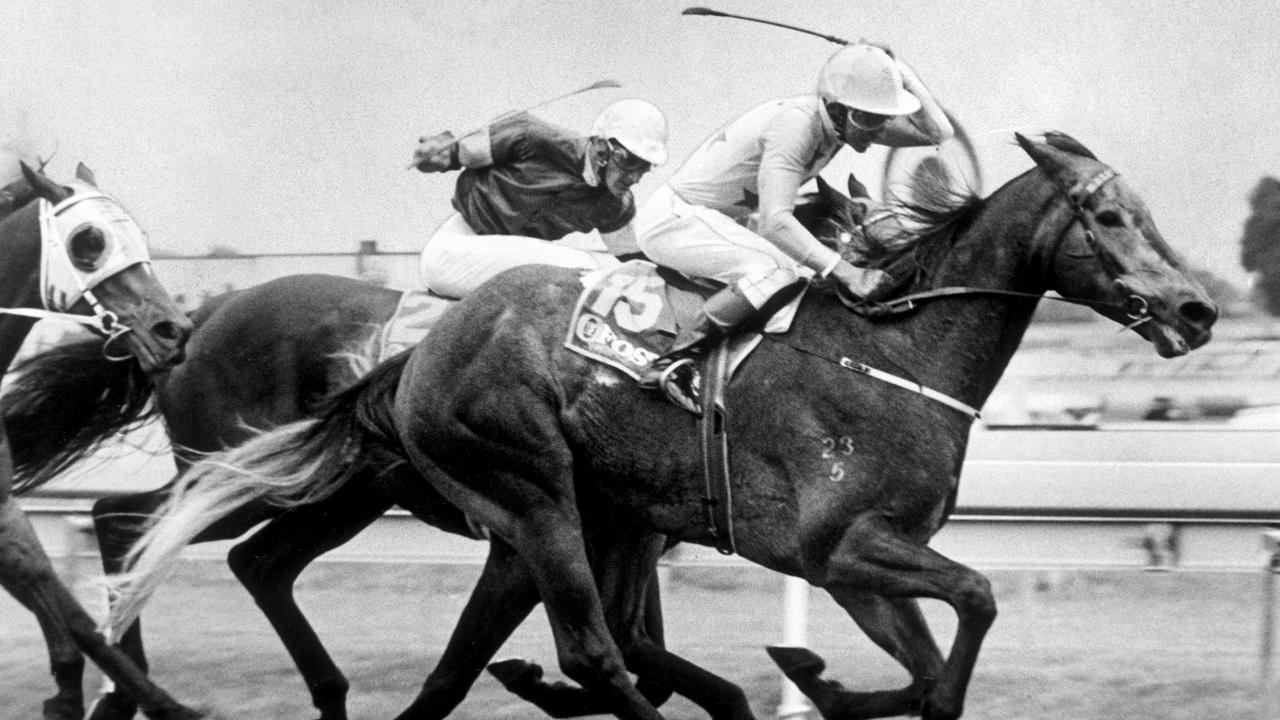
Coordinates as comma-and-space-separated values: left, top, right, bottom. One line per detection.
0, 560, 1272, 719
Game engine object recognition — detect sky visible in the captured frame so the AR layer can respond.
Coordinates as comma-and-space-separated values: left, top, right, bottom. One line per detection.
2, 0, 1278, 288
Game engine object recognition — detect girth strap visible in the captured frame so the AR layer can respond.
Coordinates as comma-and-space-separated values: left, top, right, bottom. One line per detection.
698, 342, 736, 555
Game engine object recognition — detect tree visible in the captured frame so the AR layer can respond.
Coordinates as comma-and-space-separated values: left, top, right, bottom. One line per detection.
1240, 176, 1280, 314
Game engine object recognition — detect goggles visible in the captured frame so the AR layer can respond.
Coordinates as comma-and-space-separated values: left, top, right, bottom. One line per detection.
608, 140, 652, 175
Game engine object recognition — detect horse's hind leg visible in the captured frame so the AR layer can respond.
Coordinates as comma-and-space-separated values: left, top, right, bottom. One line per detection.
491, 532, 754, 720
487, 567, 674, 718
393, 537, 542, 720
89, 490, 166, 720
226, 478, 392, 720
402, 460, 663, 720
768, 590, 945, 719
0, 496, 85, 720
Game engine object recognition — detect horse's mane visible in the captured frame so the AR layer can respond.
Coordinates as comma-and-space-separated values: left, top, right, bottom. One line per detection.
862, 168, 985, 295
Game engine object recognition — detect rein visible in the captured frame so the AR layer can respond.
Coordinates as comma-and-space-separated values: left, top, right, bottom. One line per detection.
846, 166, 1150, 332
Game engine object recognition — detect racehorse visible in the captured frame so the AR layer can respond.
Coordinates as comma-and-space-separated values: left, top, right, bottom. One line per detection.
0, 162, 202, 720
103, 131, 1217, 720
5, 180, 878, 720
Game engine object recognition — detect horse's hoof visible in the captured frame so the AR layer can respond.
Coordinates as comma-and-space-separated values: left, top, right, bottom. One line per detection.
487, 658, 545, 689
86, 693, 134, 720
42, 694, 84, 720
766, 645, 827, 681
139, 703, 219, 720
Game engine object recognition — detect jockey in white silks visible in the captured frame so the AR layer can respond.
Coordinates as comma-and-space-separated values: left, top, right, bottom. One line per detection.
636, 43, 954, 386
412, 99, 669, 299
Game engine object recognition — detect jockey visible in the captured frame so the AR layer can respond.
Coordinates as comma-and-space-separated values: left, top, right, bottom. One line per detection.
412, 98, 669, 298
636, 43, 952, 387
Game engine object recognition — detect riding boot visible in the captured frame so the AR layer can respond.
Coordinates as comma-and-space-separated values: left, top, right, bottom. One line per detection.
639, 284, 759, 389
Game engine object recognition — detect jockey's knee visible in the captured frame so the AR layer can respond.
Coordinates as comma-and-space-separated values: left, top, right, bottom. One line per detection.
737, 266, 802, 308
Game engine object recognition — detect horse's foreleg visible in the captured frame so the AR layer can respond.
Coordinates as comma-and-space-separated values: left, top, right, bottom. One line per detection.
91, 488, 274, 720
227, 479, 392, 720
768, 590, 944, 719
394, 537, 541, 720
797, 518, 995, 720
0, 497, 85, 720
0, 497, 202, 720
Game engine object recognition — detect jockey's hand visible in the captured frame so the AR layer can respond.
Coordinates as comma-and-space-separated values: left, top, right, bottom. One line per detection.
831, 259, 893, 301
411, 131, 457, 173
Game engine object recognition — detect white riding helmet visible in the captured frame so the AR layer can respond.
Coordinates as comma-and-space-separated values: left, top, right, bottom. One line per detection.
816, 44, 921, 116
590, 99, 669, 166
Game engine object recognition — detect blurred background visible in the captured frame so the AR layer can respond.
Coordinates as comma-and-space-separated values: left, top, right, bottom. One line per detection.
6, 0, 1280, 424
5, 3, 1280, 718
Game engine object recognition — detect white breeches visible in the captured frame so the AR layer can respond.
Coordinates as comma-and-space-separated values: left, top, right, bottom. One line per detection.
636, 184, 813, 308
420, 213, 618, 298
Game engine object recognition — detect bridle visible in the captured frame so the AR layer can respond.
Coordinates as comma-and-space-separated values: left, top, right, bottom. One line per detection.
0, 190, 147, 361
846, 163, 1152, 332
777, 161, 1151, 421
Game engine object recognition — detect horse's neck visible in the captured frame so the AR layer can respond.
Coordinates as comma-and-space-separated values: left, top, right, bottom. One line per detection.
852, 179, 1055, 410
0, 203, 45, 371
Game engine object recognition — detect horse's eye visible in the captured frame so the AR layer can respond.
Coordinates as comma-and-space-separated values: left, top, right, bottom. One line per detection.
1095, 210, 1124, 228
68, 226, 107, 271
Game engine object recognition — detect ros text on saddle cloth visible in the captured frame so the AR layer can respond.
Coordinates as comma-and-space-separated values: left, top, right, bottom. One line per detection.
568, 268, 672, 378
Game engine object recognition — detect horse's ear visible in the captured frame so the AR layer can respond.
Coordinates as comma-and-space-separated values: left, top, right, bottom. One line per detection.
75, 162, 97, 187
847, 173, 871, 200
1016, 132, 1079, 188
19, 160, 68, 203
1042, 131, 1097, 160
814, 176, 841, 205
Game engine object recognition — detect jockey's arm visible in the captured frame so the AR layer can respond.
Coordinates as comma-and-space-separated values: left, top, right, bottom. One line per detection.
423, 114, 532, 171
874, 59, 955, 148
757, 116, 842, 277
455, 126, 496, 168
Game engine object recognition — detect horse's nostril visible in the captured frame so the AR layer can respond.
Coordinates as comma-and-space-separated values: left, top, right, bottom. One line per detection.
1180, 300, 1218, 328
153, 320, 190, 345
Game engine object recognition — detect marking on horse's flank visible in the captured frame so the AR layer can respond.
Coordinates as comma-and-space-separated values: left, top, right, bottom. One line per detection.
822, 436, 854, 482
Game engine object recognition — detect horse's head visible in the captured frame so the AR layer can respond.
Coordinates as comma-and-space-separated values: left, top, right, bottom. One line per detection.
15, 161, 192, 371
1016, 132, 1217, 357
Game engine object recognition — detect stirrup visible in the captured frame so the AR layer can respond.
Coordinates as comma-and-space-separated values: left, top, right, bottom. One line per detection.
651, 357, 701, 415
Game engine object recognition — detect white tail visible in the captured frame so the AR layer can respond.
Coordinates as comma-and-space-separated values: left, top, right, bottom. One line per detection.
103, 417, 358, 639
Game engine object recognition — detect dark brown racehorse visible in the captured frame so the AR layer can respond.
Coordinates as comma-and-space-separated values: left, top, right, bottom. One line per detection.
4, 180, 888, 720
106, 131, 1217, 720
0, 162, 201, 720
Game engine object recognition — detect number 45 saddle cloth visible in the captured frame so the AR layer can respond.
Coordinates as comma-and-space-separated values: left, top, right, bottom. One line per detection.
564, 259, 804, 414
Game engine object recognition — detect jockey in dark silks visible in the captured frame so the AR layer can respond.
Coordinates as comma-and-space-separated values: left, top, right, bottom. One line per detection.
412, 99, 668, 299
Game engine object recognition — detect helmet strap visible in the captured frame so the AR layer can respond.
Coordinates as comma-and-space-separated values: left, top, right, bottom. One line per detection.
826, 101, 850, 139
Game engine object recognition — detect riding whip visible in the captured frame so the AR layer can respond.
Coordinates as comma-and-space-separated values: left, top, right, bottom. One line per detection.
408, 79, 622, 169
681, 7, 853, 45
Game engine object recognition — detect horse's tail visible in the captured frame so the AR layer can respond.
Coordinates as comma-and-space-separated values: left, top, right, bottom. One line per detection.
103, 350, 413, 639
2, 336, 157, 494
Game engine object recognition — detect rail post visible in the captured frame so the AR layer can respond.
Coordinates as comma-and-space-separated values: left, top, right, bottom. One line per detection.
1261, 530, 1280, 686
776, 575, 812, 719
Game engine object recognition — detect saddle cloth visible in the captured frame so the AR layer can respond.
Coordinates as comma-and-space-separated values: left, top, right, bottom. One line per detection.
565, 260, 803, 381
378, 289, 454, 362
